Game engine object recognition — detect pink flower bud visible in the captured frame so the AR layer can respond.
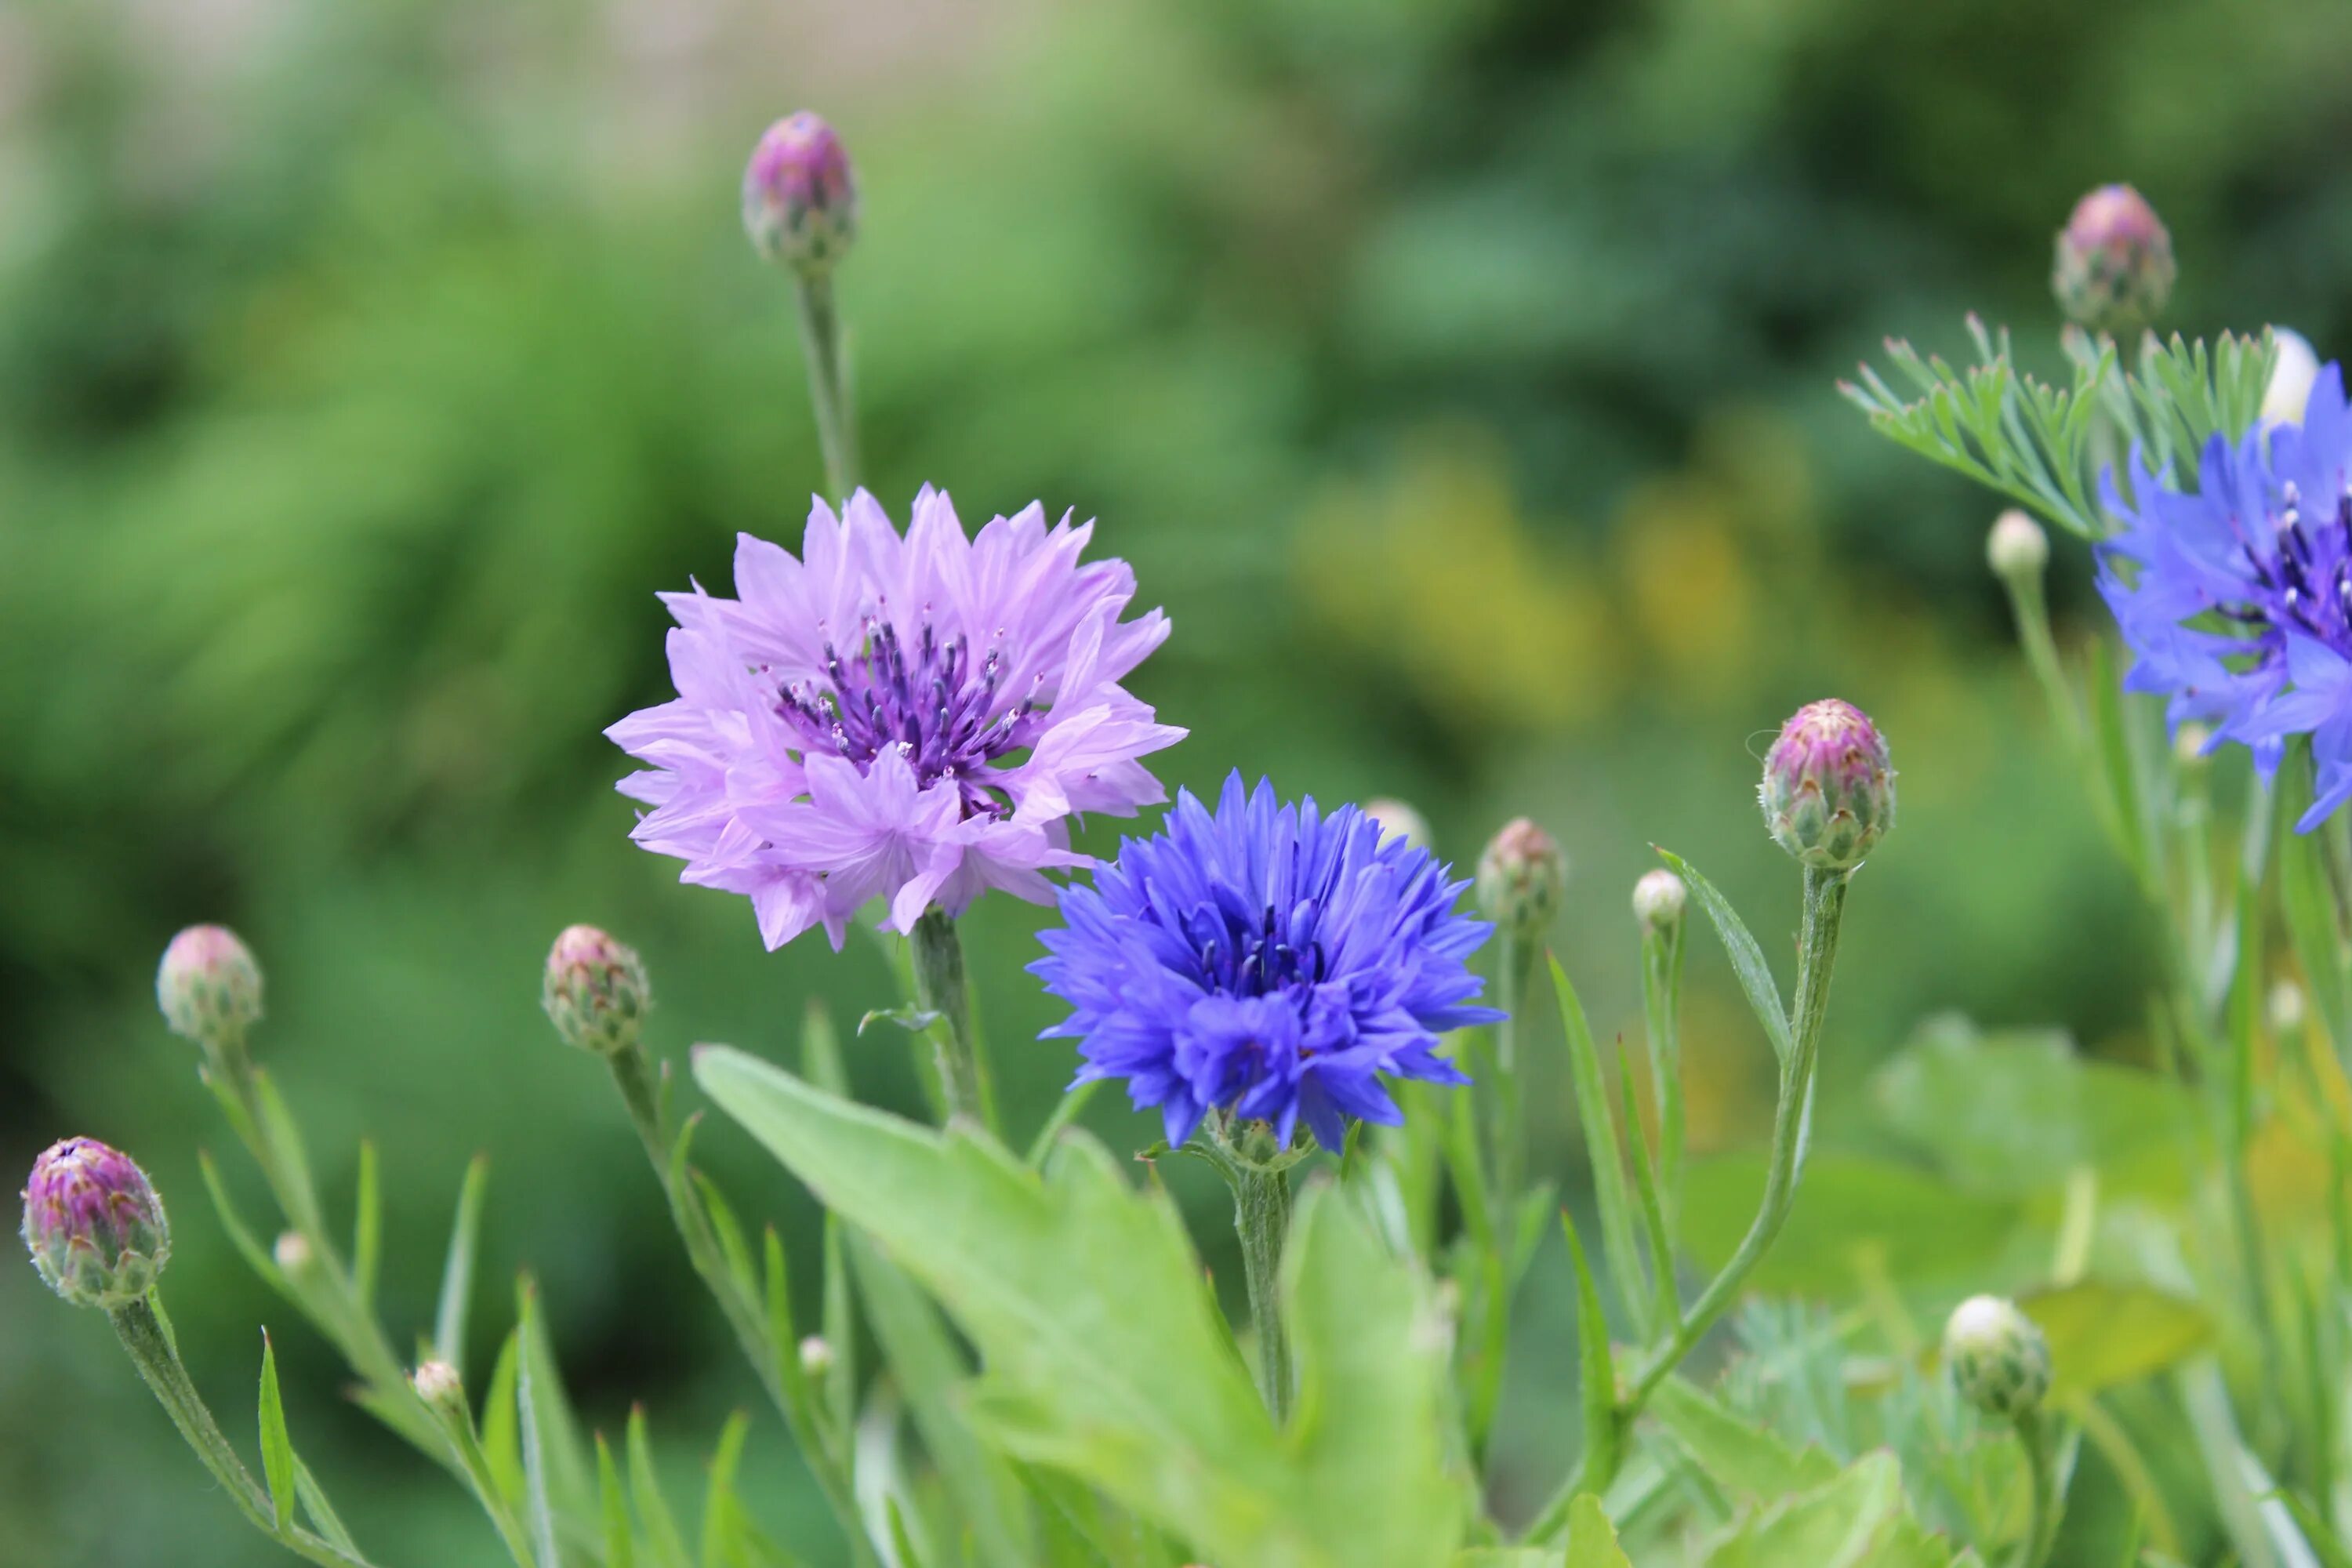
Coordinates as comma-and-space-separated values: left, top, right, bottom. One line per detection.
543, 925, 650, 1056
1759, 700, 1895, 871
2053, 184, 2175, 336
156, 924, 263, 1046
743, 111, 858, 274
22, 1138, 171, 1309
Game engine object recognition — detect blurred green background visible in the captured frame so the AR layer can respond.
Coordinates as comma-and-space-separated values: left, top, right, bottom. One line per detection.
6, 0, 2351, 1562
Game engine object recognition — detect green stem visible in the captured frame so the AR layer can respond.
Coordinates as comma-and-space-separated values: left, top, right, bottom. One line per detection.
791, 270, 860, 498
1524, 866, 1849, 1544
1490, 931, 1533, 1209
2000, 570, 2082, 748
911, 909, 996, 1131
605, 1045, 880, 1568
1232, 1158, 1297, 1424
2016, 1409, 2059, 1568
1640, 915, 1688, 1221
110, 1296, 381, 1568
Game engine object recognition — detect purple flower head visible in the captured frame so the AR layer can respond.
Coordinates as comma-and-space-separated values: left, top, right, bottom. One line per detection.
2053, 183, 2174, 335
23, 1138, 171, 1309
2099, 365, 2352, 829
610, 488, 1182, 949
1759, 698, 1895, 869
743, 111, 857, 272
1030, 774, 1501, 1152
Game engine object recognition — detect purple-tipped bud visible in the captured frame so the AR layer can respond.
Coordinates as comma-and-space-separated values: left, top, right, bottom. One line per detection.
2053, 184, 2175, 336
1760, 700, 1896, 871
1632, 869, 1686, 933
1986, 509, 2049, 580
1363, 797, 1432, 852
1943, 1294, 2050, 1419
412, 1359, 466, 1418
157, 924, 263, 1046
1475, 818, 1566, 940
22, 1138, 171, 1309
543, 925, 649, 1057
743, 111, 858, 274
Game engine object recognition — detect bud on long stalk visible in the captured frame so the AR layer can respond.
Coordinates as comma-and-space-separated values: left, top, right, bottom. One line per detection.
2053, 183, 2175, 337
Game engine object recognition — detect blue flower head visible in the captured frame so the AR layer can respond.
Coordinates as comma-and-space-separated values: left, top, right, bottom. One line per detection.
1030, 774, 1501, 1151
2100, 363, 2352, 829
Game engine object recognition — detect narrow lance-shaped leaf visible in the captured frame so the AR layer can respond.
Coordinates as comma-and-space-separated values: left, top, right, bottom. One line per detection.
1551, 956, 1652, 1338
1653, 852, 1792, 1064
517, 1354, 562, 1568
1561, 1212, 1618, 1494
597, 1432, 638, 1568
1566, 1494, 1634, 1568
699, 1411, 753, 1568
259, 1330, 297, 1531
354, 1140, 382, 1306
434, 1155, 491, 1375
627, 1406, 695, 1568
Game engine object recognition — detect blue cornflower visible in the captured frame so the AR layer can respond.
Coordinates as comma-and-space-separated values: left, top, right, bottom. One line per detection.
1029, 774, 1501, 1151
2100, 363, 2352, 829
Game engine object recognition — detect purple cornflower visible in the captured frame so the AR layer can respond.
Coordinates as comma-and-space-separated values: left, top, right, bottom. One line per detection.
2099, 364, 2352, 828
610, 488, 1181, 949
1031, 774, 1501, 1152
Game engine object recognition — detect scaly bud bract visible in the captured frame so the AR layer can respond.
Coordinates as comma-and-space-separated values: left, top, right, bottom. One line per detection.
1760, 699, 1895, 871
1363, 797, 1432, 852
2052, 183, 2175, 336
412, 1359, 466, 1417
743, 111, 858, 274
1475, 818, 1566, 941
543, 925, 650, 1057
157, 924, 263, 1047
22, 1138, 171, 1309
1943, 1294, 2051, 1419
1632, 868, 1686, 932
1986, 509, 2049, 580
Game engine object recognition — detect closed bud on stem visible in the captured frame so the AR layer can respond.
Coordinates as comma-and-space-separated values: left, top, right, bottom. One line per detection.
1363, 797, 1432, 851
22, 1138, 171, 1309
1632, 868, 1686, 932
157, 924, 263, 1047
2053, 184, 2175, 336
1761, 699, 1896, 871
543, 925, 650, 1057
2266, 328, 2320, 428
1943, 1294, 2050, 1419
798, 1334, 834, 1376
273, 1230, 314, 1276
743, 111, 857, 274
2271, 978, 2308, 1036
1475, 818, 1565, 941
412, 1359, 466, 1418
2174, 722, 2212, 769
1986, 510, 2049, 581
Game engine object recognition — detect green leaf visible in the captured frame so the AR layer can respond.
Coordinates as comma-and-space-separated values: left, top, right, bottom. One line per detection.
353, 1140, 382, 1306
1566, 1494, 1634, 1568
1655, 851, 1792, 1065
1551, 956, 1652, 1337
627, 1406, 694, 1568
1560, 1212, 1618, 1494
2276, 1491, 2352, 1568
480, 1328, 525, 1508
1027, 1080, 1104, 1168
517, 1281, 595, 1523
597, 1432, 637, 1568
517, 1351, 562, 1568
199, 1150, 292, 1290
1649, 1377, 1837, 1501
434, 1155, 491, 1374
699, 1411, 752, 1568
858, 1002, 943, 1037
292, 1455, 360, 1552
1701, 1451, 1951, 1568
693, 1046, 1461, 1568
1680, 1154, 2019, 1292
1871, 1018, 2200, 1198
2017, 1281, 2212, 1400
258, 1330, 297, 1532
848, 1230, 1035, 1566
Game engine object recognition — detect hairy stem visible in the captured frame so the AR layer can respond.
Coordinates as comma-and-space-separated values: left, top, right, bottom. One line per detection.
911, 909, 996, 1131
1232, 1158, 1297, 1424
2016, 1409, 2060, 1568
791, 270, 860, 499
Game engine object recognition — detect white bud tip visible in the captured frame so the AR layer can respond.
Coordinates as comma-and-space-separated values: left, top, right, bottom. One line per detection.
2172, 723, 2211, 766
273, 1232, 314, 1273
1632, 869, 1686, 929
1986, 510, 2049, 578
2265, 328, 2320, 428
798, 1334, 835, 1375
1362, 798, 1433, 852
2270, 979, 2308, 1035
412, 1360, 464, 1406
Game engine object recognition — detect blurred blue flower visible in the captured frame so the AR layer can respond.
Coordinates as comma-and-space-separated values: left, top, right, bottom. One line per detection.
1031, 774, 1498, 1150
2100, 364, 2352, 829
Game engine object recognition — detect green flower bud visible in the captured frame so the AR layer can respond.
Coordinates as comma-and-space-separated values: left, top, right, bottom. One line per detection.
1475, 818, 1565, 940
22, 1138, 171, 1309
1943, 1294, 2050, 1419
157, 924, 263, 1047
1760, 699, 1895, 871
412, 1359, 466, 1420
543, 925, 650, 1057
1986, 509, 2049, 580
2053, 184, 2174, 337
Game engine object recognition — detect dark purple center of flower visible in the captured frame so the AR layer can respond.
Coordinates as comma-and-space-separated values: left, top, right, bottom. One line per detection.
776, 614, 1042, 818
1183, 898, 1328, 1000
2243, 482, 2352, 651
